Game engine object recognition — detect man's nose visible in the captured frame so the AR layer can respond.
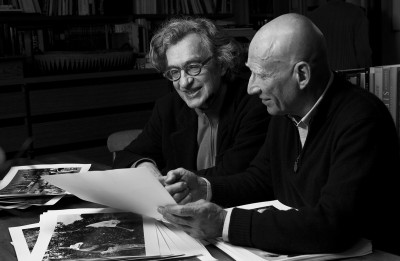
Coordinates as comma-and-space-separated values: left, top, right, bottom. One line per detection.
178, 70, 193, 89
247, 82, 261, 95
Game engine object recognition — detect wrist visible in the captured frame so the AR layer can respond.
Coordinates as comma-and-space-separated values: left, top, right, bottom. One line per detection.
135, 159, 156, 168
199, 177, 210, 201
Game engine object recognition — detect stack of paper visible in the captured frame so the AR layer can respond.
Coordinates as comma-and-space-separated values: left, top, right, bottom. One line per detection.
210, 200, 373, 261
0, 164, 91, 210
9, 207, 216, 261
41, 167, 177, 220
8, 167, 216, 260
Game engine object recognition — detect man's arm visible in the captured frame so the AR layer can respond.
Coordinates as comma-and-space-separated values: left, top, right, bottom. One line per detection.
113, 98, 165, 169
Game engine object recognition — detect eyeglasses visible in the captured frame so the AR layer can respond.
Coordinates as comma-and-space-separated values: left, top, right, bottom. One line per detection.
163, 56, 213, 81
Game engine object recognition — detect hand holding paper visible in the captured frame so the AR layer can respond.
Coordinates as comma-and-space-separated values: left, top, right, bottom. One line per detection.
42, 167, 176, 220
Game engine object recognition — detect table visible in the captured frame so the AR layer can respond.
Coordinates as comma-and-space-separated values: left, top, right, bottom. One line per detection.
1, 158, 400, 261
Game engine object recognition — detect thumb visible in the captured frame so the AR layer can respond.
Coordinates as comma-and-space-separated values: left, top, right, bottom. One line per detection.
165, 168, 184, 184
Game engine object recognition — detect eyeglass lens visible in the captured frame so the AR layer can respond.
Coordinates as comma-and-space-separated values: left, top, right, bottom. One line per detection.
164, 56, 212, 81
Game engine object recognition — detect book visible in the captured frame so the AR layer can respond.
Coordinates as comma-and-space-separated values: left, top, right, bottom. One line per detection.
388, 65, 400, 125
381, 66, 390, 111
373, 66, 383, 100
337, 67, 369, 89
210, 200, 372, 261
369, 66, 375, 94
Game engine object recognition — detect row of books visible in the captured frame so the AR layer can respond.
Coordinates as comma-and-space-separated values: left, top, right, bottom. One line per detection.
5, 0, 234, 15
6, 0, 104, 15
4, 0, 41, 13
132, 0, 232, 15
338, 64, 400, 137
1, 24, 109, 56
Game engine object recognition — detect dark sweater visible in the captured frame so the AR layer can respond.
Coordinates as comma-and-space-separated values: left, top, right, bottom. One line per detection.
113, 78, 270, 177
209, 74, 400, 255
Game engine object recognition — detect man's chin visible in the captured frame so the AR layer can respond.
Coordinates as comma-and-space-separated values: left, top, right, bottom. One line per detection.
185, 100, 204, 109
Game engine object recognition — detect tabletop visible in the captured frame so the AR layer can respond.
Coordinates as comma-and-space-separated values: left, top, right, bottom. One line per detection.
1, 157, 399, 261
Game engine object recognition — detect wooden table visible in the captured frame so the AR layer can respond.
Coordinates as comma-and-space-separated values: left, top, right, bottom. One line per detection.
1, 158, 399, 261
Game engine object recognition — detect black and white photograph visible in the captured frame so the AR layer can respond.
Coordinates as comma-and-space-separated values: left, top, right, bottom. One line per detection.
2, 1, 400, 260
46, 212, 147, 259
9, 223, 41, 261
0, 164, 91, 197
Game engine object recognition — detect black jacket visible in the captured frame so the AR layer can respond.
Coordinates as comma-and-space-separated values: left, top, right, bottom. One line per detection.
113, 78, 270, 177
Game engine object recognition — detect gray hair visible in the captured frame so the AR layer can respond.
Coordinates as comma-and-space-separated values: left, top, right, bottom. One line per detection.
149, 16, 244, 80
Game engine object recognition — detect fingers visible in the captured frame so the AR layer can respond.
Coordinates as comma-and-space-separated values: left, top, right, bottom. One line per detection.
158, 205, 194, 227
165, 181, 187, 195
157, 176, 166, 186
178, 193, 193, 205
158, 204, 194, 217
165, 168, 185, 184
165, 181, 192, 204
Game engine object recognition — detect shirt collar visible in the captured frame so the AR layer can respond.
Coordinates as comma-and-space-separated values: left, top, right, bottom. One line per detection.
195, 83, 227, 122
289, 71, 334, 127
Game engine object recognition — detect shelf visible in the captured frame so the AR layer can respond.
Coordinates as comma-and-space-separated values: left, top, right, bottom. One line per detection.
0, 13, 234, 27
0, 69, 160, 87
0, 14, 132, 26
0, 68, 170, 156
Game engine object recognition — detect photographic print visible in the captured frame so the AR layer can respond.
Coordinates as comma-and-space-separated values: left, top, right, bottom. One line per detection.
9, 223, 41, 261
45, 211, 151, 260
0, 164, 91, 197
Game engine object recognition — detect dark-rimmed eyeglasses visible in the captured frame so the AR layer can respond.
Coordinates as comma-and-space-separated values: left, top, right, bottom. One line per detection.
163, 56, 213, 81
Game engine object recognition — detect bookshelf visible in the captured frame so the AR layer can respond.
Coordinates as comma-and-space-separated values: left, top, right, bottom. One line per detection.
0, 0, 291, 162
0, 0, 236, 77
0, 69, 171, 161
338, 65, 400, 139
247, 0, 289, 29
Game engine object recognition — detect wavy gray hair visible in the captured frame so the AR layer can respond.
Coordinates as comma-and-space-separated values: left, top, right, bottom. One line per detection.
149, 17, 244, 80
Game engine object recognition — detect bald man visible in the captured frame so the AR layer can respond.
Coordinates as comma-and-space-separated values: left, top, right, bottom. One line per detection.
158, 14, 400, 255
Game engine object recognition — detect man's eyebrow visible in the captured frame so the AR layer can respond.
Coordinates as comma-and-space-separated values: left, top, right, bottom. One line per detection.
245, 63, 265, 74
167, 58, 203, 69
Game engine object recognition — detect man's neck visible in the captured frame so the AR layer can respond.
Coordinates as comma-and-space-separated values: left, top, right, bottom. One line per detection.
196, 82, 227, 119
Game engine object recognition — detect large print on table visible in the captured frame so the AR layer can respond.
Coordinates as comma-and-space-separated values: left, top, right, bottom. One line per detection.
46, 212, 146, 259
0, 164, 91, 196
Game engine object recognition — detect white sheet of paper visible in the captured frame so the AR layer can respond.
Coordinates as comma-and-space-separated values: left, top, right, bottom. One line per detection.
157, 222, 216, 261
9, 223, 40, 261
42, 167, 176, 220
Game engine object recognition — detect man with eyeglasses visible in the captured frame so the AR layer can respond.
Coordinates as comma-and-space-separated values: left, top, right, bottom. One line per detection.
113, 17, 270, 180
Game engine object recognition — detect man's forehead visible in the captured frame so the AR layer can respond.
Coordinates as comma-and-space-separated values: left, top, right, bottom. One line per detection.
246, 58, 268, 73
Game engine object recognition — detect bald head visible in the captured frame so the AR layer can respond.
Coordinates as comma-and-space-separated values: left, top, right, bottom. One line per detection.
246, 13, 331, 117
250, 13, 329, 69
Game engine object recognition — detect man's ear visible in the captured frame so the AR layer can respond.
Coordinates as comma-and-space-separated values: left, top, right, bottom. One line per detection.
294, 62, 310, 90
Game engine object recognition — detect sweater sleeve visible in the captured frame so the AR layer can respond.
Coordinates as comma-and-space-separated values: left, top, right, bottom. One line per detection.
113, 98, 165, 169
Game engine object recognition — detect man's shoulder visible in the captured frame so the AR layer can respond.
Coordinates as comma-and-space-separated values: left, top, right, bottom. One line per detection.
322, 76, 392, 125
153, 91, 191, 115
155, 91, 185, 106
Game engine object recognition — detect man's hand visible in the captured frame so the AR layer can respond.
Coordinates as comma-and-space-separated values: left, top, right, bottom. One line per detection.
164, 168, 208, 204
158, 199, 227, 239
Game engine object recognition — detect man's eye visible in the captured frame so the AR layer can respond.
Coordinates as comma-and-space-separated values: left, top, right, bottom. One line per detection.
187, 64, 201, 69
252, 72, 267, 80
